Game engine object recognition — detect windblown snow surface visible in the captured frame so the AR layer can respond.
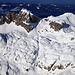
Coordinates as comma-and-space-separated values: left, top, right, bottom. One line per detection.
0, 10, 75, 75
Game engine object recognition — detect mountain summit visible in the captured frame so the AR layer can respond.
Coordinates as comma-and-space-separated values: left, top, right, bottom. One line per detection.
0, 9, 40, 32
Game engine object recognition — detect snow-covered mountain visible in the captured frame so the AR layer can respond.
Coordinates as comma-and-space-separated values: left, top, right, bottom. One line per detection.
0, 9, 75, 75
0, 9, 39, 32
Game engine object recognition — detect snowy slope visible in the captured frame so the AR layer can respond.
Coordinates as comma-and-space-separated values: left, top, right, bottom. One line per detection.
36, 13, 75, 75
0, 11, 75, 75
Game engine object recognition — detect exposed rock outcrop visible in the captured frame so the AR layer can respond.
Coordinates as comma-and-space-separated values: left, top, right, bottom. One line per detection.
49, 21, 62, 31
5, 13, 17, 24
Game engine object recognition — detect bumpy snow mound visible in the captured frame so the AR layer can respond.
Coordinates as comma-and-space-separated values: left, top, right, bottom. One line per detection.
0, 13, 75, 75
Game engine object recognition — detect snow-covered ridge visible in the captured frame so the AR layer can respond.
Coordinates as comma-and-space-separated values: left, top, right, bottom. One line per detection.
0, 10, 75, 75
37, 12, 75, 43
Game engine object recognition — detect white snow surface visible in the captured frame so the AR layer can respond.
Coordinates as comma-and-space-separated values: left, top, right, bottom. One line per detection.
0, 12, 75, 75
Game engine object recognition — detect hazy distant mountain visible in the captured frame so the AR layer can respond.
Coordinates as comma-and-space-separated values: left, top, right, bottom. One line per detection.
0, 0, 75, 5
0, 3, 75, 18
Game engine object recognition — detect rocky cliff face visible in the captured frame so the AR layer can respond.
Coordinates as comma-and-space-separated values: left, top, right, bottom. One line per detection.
0, 15, 5, 25
0, 9, 40, 32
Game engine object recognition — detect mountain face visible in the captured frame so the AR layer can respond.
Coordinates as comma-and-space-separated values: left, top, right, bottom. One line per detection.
0, 9, 40, 32
0, 9, 75, 75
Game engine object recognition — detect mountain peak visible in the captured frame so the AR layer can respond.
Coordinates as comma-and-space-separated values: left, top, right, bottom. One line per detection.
0, 9, 40, 32
21, 9, 32, 15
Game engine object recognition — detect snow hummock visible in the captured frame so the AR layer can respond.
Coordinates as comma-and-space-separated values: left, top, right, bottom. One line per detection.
0, 12, 75, 75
